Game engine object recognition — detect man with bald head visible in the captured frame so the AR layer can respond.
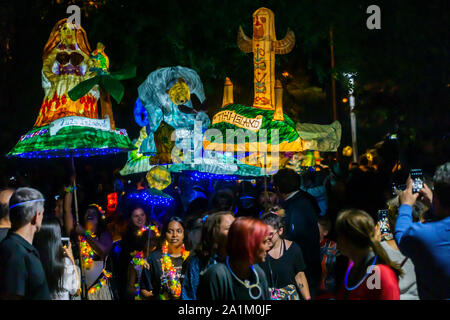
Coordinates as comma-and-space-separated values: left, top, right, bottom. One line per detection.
0, 188, 14, 242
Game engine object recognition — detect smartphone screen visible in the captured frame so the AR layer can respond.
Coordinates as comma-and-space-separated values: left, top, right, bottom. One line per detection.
410, 169, 424, 193
377, 209, 393, 241
61, 237, 70, 247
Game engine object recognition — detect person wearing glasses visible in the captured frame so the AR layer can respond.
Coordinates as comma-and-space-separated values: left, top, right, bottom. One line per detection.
259, 210, 311, 300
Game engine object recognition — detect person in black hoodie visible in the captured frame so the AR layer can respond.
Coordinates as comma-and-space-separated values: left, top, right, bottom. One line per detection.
273, 168, 322, 298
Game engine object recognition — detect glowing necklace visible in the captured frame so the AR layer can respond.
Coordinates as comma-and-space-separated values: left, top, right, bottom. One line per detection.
226, 256, 262, 300
137, 224, 161, 237
344, 255, 378, 291
160, 241, 189, 300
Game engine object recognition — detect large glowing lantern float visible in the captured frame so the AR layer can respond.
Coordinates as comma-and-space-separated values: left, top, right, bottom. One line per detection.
203, 8, 341, 174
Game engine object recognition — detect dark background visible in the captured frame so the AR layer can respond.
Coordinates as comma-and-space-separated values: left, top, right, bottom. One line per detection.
0, 0, 448, 196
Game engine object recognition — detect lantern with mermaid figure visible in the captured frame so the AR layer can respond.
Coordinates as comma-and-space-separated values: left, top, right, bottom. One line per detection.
7, 19, 134, 158
35, 19, 98, 127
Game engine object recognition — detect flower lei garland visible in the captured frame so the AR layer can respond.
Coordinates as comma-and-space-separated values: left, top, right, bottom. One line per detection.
131, 250, 146, 267
137, 224, 161, 237
160, 241, 189, 300
79, 231, 96, 270
88, 269, 112, 294
88, 203, 106, 220
130, 250, 146, 300
79, 230, 112, 295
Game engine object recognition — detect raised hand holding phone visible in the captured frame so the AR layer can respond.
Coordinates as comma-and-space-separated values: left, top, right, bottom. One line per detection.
62, 239, 75, 262
418, 183, 433, 207
400, 177, 420, 207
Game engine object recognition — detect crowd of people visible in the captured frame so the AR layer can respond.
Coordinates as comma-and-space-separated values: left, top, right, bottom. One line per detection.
0, 148, 449, 301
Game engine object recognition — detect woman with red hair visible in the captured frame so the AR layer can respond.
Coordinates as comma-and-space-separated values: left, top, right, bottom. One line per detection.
197, 217, 271, 300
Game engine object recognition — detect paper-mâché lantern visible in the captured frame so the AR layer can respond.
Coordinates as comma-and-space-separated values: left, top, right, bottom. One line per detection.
7, 19, 134, 158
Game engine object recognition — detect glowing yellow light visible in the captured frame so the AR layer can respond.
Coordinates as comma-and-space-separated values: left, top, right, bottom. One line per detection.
342, 98, 348, 103
282, 71, 290, 78
342, 146, 353, 157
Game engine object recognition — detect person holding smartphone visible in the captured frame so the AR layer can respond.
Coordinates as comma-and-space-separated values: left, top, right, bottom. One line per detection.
396, 163, 450, 300
335, 209, 401, 300
33, 217, 81, 300
375, 210, 419, 300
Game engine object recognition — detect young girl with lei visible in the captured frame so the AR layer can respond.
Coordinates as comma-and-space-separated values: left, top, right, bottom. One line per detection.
140, 217, 190, 300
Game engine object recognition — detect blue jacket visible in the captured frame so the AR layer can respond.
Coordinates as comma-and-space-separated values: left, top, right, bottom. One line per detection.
395, 204, 450, 299
182, 255, 222, 300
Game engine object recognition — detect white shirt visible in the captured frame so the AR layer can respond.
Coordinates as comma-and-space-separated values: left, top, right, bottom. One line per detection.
51, 257, 80, 300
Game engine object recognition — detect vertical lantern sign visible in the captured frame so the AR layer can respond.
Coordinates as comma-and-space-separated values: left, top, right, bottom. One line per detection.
107, 192, 117, 215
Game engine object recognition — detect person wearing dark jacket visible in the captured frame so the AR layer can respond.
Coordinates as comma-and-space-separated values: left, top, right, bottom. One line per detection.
273, 169, 322, 298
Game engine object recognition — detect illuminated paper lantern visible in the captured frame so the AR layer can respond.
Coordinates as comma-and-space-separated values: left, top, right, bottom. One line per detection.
237, 7, 295, 114
7, 18, 134, 159
204, 7, 303, 167
146, 166, 172, 191
204, 8, 341, 172
342, 146, 353, 157
133, 66, 210, 156
107, 192, 117, 214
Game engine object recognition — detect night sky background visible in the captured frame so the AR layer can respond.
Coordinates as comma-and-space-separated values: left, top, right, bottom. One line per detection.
0, 0, 448, 198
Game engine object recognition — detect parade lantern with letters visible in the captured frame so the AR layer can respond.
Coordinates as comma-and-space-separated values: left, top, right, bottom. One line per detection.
121, 65, 264, 179
203, 8, 341, 174
5, 18, 136, 300
203, 8, 302, 173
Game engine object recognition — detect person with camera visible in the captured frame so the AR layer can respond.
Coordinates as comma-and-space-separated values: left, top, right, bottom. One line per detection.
395, 162, 450, 299
33, 217, 81, 300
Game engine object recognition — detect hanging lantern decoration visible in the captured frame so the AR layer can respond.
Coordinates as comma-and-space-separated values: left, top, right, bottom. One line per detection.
146, 166, 172, 191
